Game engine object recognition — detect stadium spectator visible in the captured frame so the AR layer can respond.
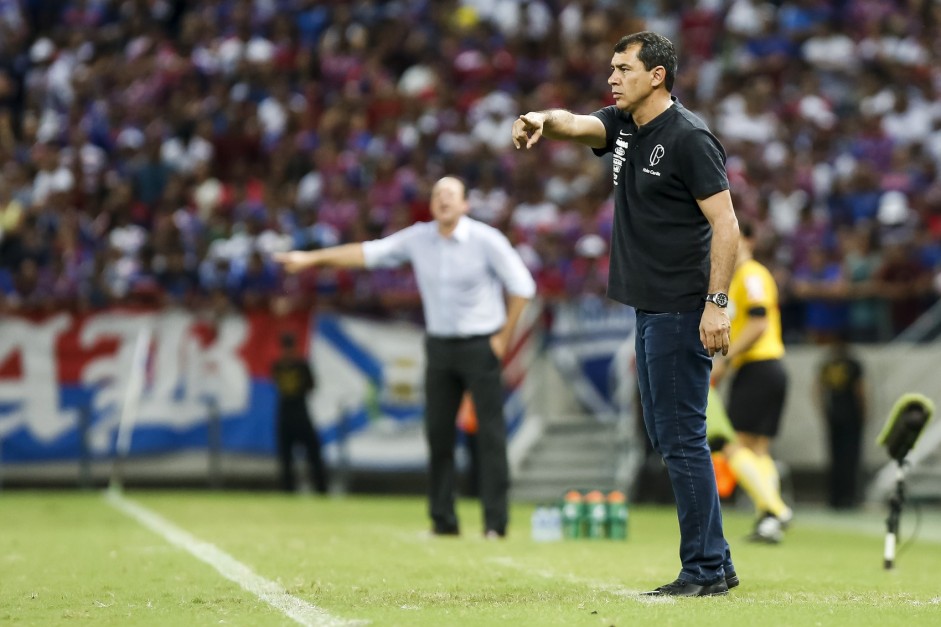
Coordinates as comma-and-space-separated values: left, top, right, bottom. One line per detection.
513, 31, 737, 597
839, 225, 889, 342
0, 0, 936, 339
792, 247, 849, 344
874, 236, 934, 336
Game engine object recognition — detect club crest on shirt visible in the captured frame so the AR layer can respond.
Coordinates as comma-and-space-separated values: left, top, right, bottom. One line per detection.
649, 144, 665, 165
642, 143, 665, 177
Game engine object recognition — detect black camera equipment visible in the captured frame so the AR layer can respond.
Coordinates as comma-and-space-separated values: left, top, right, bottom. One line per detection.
876, 394, 934, 570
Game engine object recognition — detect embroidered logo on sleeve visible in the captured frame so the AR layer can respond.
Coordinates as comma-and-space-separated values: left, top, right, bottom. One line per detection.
612, 132, 632, 186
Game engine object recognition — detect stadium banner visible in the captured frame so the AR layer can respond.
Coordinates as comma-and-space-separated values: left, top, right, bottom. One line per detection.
546, 297, 636, 420
0, 308, 540, 472
0, 308, 309, 464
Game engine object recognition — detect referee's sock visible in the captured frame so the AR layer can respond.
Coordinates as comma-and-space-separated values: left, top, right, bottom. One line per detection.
757, 454, 780, 491
758, 454, 792, 523
728, 447, 779, 517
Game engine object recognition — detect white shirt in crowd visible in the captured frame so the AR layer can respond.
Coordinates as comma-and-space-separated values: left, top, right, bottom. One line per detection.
362, 216, 536, 337
510, 199, 559, 232
468, 186, 509, 225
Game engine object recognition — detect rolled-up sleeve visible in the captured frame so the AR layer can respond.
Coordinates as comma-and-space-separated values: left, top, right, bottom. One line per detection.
485, 229, 536, 298
361, 225, 416, 269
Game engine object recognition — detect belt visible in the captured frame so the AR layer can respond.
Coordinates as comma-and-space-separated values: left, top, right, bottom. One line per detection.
427, 333, 494, 342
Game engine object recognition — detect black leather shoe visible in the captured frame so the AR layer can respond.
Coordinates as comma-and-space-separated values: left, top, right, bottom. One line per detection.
725, 570, 740, 589
432, 524, 459, 536
642, 577, 729, 597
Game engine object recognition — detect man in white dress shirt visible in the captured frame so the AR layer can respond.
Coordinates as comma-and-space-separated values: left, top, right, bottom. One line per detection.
274, 176, 536, 538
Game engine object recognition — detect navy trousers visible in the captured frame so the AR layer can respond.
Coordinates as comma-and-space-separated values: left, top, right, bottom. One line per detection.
635, 307, 733, 584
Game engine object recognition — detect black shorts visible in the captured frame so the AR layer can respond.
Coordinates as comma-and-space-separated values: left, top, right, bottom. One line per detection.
728, 359, 788, 438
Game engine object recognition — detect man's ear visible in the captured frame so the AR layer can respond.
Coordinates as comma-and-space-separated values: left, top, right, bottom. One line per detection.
651, 66, 666, 88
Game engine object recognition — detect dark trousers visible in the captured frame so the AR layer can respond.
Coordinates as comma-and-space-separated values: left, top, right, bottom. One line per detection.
827, 416, 863, 509
277, 410, 329, 494
635, 308, 733, 585
425, 335, 508, 534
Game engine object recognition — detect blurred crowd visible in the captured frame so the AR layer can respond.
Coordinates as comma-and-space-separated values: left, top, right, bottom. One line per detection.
1, 0, 940, 342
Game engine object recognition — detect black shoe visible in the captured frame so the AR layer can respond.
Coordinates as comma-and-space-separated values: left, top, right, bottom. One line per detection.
642, 577, 729, 597
432, 524, 459, 536
725, 570, 739, 589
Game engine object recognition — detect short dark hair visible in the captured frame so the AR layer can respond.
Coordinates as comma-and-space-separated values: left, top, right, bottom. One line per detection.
614, 31, 677, 92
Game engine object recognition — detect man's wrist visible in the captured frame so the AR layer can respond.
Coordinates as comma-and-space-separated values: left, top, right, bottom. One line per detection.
704, 292, 729, 308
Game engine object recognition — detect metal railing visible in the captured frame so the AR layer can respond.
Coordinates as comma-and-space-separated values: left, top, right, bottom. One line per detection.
893, 299, 941, 343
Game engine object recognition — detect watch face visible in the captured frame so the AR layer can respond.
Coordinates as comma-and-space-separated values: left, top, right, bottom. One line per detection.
708, 293, 728, 307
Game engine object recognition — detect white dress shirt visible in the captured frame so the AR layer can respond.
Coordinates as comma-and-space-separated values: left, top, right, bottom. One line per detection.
362, 216, 536, 337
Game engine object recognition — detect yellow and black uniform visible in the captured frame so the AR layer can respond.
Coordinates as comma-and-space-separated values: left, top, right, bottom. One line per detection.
728, 260, 784, 368
272, 355, 329, 493
726, 259, 788, 437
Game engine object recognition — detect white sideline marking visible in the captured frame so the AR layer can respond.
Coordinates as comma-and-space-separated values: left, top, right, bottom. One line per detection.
393, 529, 668, 601
105, 490, 367, 627
489, 556, 676, 605
394, 530, 673, 604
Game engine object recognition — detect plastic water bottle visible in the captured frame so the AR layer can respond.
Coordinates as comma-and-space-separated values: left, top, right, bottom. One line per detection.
607, 490, 629, 540
531, 506, 548, 542
532, 505, 562, 542
546, 505, 563, 541
561, 491, 585, 539
585, 490, 608, 539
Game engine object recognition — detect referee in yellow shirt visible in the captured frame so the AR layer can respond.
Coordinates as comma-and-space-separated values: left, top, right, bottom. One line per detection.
711, 221, 792, 543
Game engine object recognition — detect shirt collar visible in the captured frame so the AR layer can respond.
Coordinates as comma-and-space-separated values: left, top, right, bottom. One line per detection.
448, 216, 471, 242
636, 96, 678, 135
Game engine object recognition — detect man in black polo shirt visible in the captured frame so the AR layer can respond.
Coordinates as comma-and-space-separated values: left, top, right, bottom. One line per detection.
512, 31, 740, 597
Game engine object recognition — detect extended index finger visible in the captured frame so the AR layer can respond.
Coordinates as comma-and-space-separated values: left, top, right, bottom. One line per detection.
525, 127, 543, 149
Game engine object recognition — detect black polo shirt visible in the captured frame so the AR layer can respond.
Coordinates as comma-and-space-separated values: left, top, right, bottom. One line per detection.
591, 98, 729, 312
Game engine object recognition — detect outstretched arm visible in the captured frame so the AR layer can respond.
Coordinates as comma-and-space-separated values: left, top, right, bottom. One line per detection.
273, 243, 366, 273
512, 110, 607, 150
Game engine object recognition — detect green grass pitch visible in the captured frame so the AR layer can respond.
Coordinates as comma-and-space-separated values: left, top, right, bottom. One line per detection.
1, 491, 939, 626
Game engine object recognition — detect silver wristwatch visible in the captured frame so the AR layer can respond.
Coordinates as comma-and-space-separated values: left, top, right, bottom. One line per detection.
704, 292, 729, 308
